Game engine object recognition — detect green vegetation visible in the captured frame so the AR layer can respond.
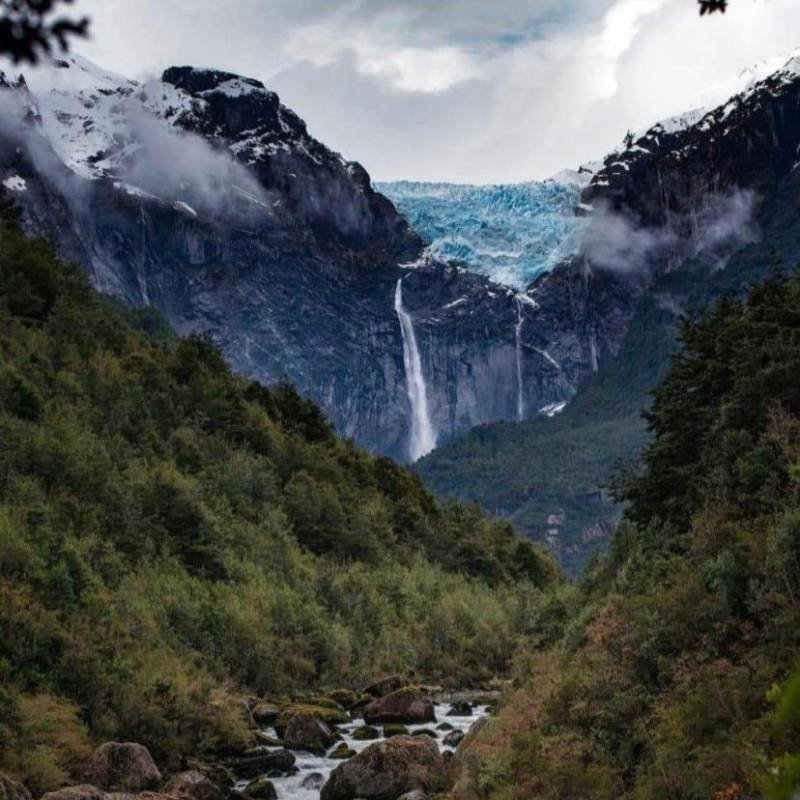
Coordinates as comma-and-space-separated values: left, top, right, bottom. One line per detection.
451, 273, 800, 800
419, 176, 800, 575
0, 200, 559, 789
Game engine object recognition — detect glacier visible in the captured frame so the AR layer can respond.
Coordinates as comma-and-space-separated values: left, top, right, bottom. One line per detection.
377, 179, 588, 290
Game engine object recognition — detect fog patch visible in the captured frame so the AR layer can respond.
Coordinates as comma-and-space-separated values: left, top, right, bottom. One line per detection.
582, 189, 759, 273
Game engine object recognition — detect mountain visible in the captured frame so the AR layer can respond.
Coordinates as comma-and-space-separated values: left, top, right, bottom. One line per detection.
419, 54, 800, 573
0, 55, 634, 462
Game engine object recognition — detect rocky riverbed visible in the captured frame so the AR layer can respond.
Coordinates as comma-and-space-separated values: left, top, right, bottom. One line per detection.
259, 700, 489, 800
2, 682, 497, 800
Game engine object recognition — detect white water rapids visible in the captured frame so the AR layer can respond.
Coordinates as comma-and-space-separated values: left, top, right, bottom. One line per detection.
260, 703, 488, 800
395, 279, 437, 461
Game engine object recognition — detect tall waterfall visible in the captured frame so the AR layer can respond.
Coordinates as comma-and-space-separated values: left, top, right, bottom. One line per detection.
515, 295, 525, 422
395, 279, 437, 461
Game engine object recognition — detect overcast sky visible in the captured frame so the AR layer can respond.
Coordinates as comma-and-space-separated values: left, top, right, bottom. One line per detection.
73, 0, 798, 184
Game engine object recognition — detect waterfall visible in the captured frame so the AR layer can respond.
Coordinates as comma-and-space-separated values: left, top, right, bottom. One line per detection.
395, 279, 437, 461
515, 296, 525, 421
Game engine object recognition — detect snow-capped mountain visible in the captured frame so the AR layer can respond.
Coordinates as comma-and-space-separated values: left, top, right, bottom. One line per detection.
2, 50, 799, 465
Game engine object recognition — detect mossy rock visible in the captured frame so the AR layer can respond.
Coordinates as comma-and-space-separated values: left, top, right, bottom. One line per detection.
382, 724, 409, 738
329, 743, 356, 760
278, 704, 349, 727
412, 729, 437, 738
244, 778, 277, 800
328, 689, 360, 709
350, 725, 380, 741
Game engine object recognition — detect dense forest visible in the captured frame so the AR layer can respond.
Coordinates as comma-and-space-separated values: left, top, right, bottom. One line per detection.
450, 274, 800, 800
0, 198, 559, 792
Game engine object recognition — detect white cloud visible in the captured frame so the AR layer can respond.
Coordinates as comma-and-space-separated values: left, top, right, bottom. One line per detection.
56, 0, 800, 182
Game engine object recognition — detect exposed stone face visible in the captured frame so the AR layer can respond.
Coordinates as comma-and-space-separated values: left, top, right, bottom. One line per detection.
321, 736, 443, 800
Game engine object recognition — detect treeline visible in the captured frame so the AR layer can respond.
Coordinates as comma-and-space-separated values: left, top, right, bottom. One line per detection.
453, 276, 800, 800
0, 199, 559, 792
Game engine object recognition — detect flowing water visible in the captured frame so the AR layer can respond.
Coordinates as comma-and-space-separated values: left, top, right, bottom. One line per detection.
514, 296, 525, 422
395, 278, 437, 461
256, 703, 489, 800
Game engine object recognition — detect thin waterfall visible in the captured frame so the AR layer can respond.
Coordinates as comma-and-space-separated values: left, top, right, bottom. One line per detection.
515, 295, 525, 422
395, 279, 436, 461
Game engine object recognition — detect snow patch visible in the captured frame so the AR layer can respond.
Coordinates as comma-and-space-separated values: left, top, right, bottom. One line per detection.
2, 175, 27, 192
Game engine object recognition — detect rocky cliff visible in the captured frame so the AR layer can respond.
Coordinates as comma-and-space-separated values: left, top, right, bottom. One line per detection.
0, 55, 612, 460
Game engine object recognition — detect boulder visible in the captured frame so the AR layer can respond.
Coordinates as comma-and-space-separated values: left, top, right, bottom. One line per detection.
85, 743, 162, 792
162, 771, 223, 800
445, 702, 472, 717
442, 730, 464, 748
283, 714, 335, 755
224, 750, 296, 780
363, 689, 435, 726
243, 779, 276, 800
411, 729, 437, 739
350, 725, 380, 741
382, 724, 409, 738
435, 723, 454, 732
0, 772, 31, 800
40, 787, 106, 800
301, 774, 324, 791
251, 703, 280, 727
321, 736, 444, 800
329, 743, 356, 760
363, 676, 406, 698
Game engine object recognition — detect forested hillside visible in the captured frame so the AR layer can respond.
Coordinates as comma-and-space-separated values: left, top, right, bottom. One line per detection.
0, 199, 558, 791
450, 272, 800, 800
419, 173, 800, 574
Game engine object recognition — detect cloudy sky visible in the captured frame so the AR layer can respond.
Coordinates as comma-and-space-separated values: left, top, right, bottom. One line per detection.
73, 0, 798, 184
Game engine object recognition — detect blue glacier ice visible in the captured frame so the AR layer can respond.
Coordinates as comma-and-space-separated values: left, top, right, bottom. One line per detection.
377, 179, 587, 290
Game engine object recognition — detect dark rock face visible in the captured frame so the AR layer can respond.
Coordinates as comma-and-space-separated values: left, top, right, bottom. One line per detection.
321, 736, 443, 800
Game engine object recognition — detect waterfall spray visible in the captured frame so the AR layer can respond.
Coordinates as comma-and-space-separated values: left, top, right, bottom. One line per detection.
395, 279, 437, 461
515, 295, 525, 422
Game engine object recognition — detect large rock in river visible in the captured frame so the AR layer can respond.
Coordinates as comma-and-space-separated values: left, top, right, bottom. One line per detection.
85, 743, 162, 791
363, 688, 435, 725
321, 736, 443, 800
283, 714, 336, 755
